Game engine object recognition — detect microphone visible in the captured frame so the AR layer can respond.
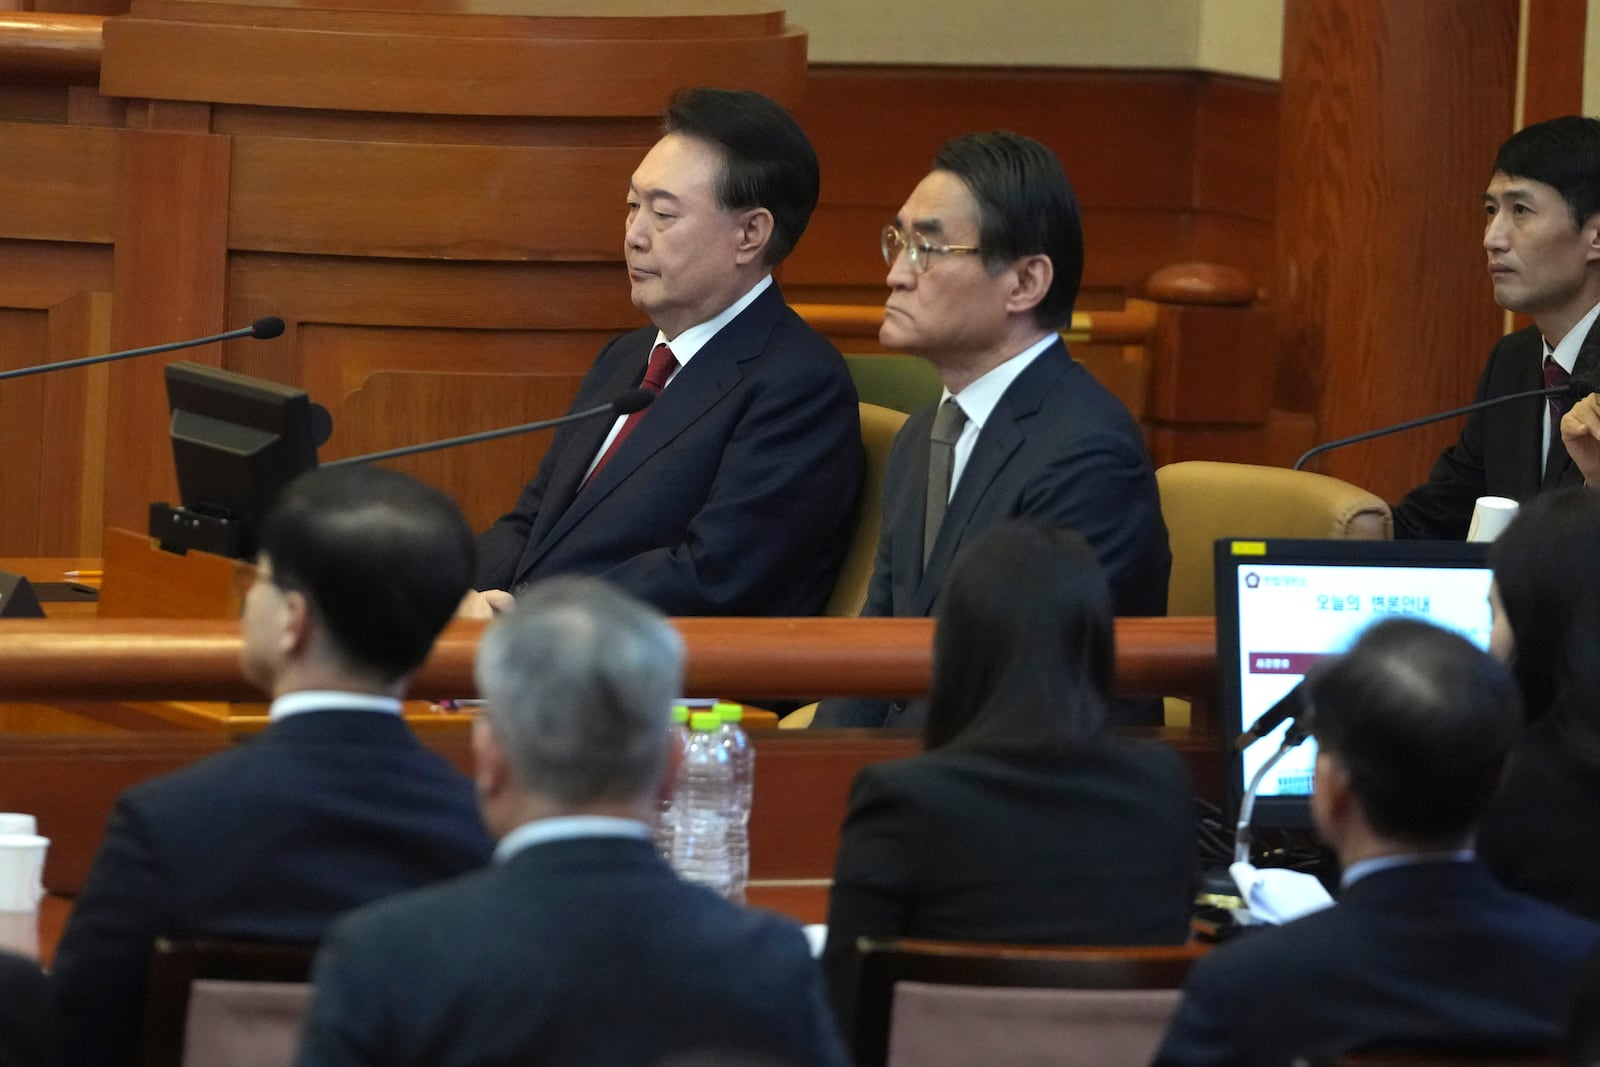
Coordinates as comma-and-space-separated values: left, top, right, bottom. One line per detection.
1234, 682, 1306, 752
323, 388, 655, 468
0, 317, 287, 383
1294, 375, 1600, 471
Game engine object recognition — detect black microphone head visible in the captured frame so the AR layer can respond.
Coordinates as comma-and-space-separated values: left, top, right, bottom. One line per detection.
1568, 374, 1599, 400
251, 316, 286, 340
308, 402, 334, 450
613, 387, 655, 415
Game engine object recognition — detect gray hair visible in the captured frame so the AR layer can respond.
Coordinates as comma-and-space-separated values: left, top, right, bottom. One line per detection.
474, 577, 683, 805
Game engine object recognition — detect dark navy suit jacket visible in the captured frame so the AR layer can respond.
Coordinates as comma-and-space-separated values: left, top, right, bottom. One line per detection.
1153, 861, 1600, 1066
51, 711, 492, 1067
475, 283, 864, 616
1393, 318, 1600, 540
297, 835, 851, 1067
0, 950, 53, 1067
814, 340, 1169, 726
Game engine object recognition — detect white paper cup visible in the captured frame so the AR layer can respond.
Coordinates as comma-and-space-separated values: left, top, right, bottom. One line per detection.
1467, 496, 1519, 543
0, 834, 49, 912
0, 814, 37, 837
0, 910, 37, 959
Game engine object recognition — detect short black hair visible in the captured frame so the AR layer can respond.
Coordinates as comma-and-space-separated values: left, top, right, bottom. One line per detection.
1490, 487, 1600, 767
932, 131, 1085, 330
663, 87, 819, 266
925, 520, 1113, 757
257, 465, 474, 684
1492, 115, 1600, 228
1307, 618, 1521, 846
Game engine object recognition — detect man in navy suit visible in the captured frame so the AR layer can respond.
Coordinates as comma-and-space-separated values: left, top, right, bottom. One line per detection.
1154, 619, 1600, 1066
465, 87, 863, 619
1396, 116, 1600, 538
51, 467, 493, 1067
814, 131, 1169, 728
298, 577, 850, 1067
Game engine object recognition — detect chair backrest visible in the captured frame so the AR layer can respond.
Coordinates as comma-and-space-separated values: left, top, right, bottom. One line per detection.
846, 355, 943, 414
851, 937, 1206, 1067
825, 402, 909, 617
1157, 460, 1393, 616
138, 938, 317, 1067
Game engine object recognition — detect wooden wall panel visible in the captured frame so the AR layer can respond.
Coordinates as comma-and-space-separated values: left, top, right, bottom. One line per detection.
1277, 0, 1517, 503
229, 140, 641, 259
1522, 0, 1586, 125
0, 122, 114, 242
0, 309, 50, 551
36, 292, 111, 554
103, 128, 229, 538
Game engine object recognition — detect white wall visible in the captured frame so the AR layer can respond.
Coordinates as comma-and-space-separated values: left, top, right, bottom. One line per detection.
785, 0, 1283, 79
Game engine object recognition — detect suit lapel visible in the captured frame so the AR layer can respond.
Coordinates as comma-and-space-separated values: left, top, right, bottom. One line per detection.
911, 342, 1068, 615
1550, 314, 1600, 489
524, 285, 782, 568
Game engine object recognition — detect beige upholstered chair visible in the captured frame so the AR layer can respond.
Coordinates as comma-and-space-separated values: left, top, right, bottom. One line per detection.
138, 938, 316, 1067
1157, 460, 1393, 617
850, 937, 1204, 1067
825, 402, 910, 618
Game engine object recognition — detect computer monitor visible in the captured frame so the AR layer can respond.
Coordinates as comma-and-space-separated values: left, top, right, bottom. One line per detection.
1214, 538, 1494, 829
149, 361, 329, 559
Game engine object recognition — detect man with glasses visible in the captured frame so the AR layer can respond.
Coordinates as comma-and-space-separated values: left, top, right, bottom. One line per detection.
52, 466, 493, 1067
815, 131, 1170, 729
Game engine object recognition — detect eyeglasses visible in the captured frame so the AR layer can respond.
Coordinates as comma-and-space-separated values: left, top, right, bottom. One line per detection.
881, 224, 982, 274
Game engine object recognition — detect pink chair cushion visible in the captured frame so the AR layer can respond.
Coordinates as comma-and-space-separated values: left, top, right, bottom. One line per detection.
180, 979, 313, 1067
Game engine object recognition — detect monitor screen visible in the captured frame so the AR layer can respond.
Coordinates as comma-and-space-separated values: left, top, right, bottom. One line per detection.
152, 361, 327, 559
1214, 538, 1493, 829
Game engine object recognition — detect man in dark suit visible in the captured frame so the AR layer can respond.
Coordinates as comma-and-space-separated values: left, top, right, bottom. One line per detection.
465, 87, 863, 619
51, 467, 493, 1067
814, 131, 1169, 728
0, 950, 53, 1067
298, 577, 850, 1067
1154, 619, 1600, 1066
1395, 116, 1600, 539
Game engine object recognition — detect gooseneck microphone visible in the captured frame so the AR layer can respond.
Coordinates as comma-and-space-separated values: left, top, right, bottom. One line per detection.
1234, 681, 1306, 753
0, 317, 287, 383
1293, 375, 1600, 471
323, 388, 655, 468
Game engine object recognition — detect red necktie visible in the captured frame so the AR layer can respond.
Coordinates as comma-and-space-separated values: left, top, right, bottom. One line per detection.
1545, 354, 1574, 425
583, 342, 677, 487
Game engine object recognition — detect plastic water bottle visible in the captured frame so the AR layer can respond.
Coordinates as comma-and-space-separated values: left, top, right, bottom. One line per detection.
653, 705, 691, 861
714, 702, 753, 903
671, 711, 735, 898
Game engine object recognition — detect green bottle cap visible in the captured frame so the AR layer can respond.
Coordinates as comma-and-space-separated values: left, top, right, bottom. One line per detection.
671, 705, 690, 724
690, 711, 721, 731
714, 701, 743, 722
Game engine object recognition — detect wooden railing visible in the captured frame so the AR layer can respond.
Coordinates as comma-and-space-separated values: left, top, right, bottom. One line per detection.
0, 615, 1217, 708
0, 13, 102, 81
791, 301, 1160, 346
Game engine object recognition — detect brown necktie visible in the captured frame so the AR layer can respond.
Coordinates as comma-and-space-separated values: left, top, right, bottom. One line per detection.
584, 342, 677, 488
924, 398, 968, 566
1545, 354, 1574, 425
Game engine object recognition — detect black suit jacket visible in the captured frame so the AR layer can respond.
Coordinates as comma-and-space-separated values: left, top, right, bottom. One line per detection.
821, 742, 1196, 1023
1477, 726, 1600, 922
475, 283, 864, 616
1393, 318, 1600, 540
814, 341, 1169, 726
297, 835, 851, 1067
51, 711, 492, 1067
1153, 862, 1600, 1066
0, 950, 53, 1067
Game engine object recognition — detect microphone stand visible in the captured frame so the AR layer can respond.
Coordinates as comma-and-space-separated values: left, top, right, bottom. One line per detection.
1234, 721, 1313, 865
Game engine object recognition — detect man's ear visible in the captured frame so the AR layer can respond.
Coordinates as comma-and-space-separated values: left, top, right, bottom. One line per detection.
1584, 212, 1600, 264
1003, 253, 1054, 317
732, 208, 775, 267
1310, 750, 1354, 840
472, 715, 511, 804
280, 590, 314, 660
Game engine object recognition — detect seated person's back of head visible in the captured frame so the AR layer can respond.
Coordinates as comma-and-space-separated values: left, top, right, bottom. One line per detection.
1478, 487, 1600, 920
822, 519, 1196, 1023
52, 465, 494, 1067
1154, 618, 1600, 1066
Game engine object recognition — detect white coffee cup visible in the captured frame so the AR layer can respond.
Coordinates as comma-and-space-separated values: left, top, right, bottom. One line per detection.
1467, 496, 1519, 543
0, 910, 37, 959
0, 834, 49, 912
0, 814, 37, 837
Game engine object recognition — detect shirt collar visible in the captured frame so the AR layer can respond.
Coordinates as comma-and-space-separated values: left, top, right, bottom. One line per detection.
494, 815, 652, 864
653, 274, 773, 369
1340, 848, 1474, 889
1545, 298, 1600, 373
940, 332, 1057, 428
268, 690, 403, 722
